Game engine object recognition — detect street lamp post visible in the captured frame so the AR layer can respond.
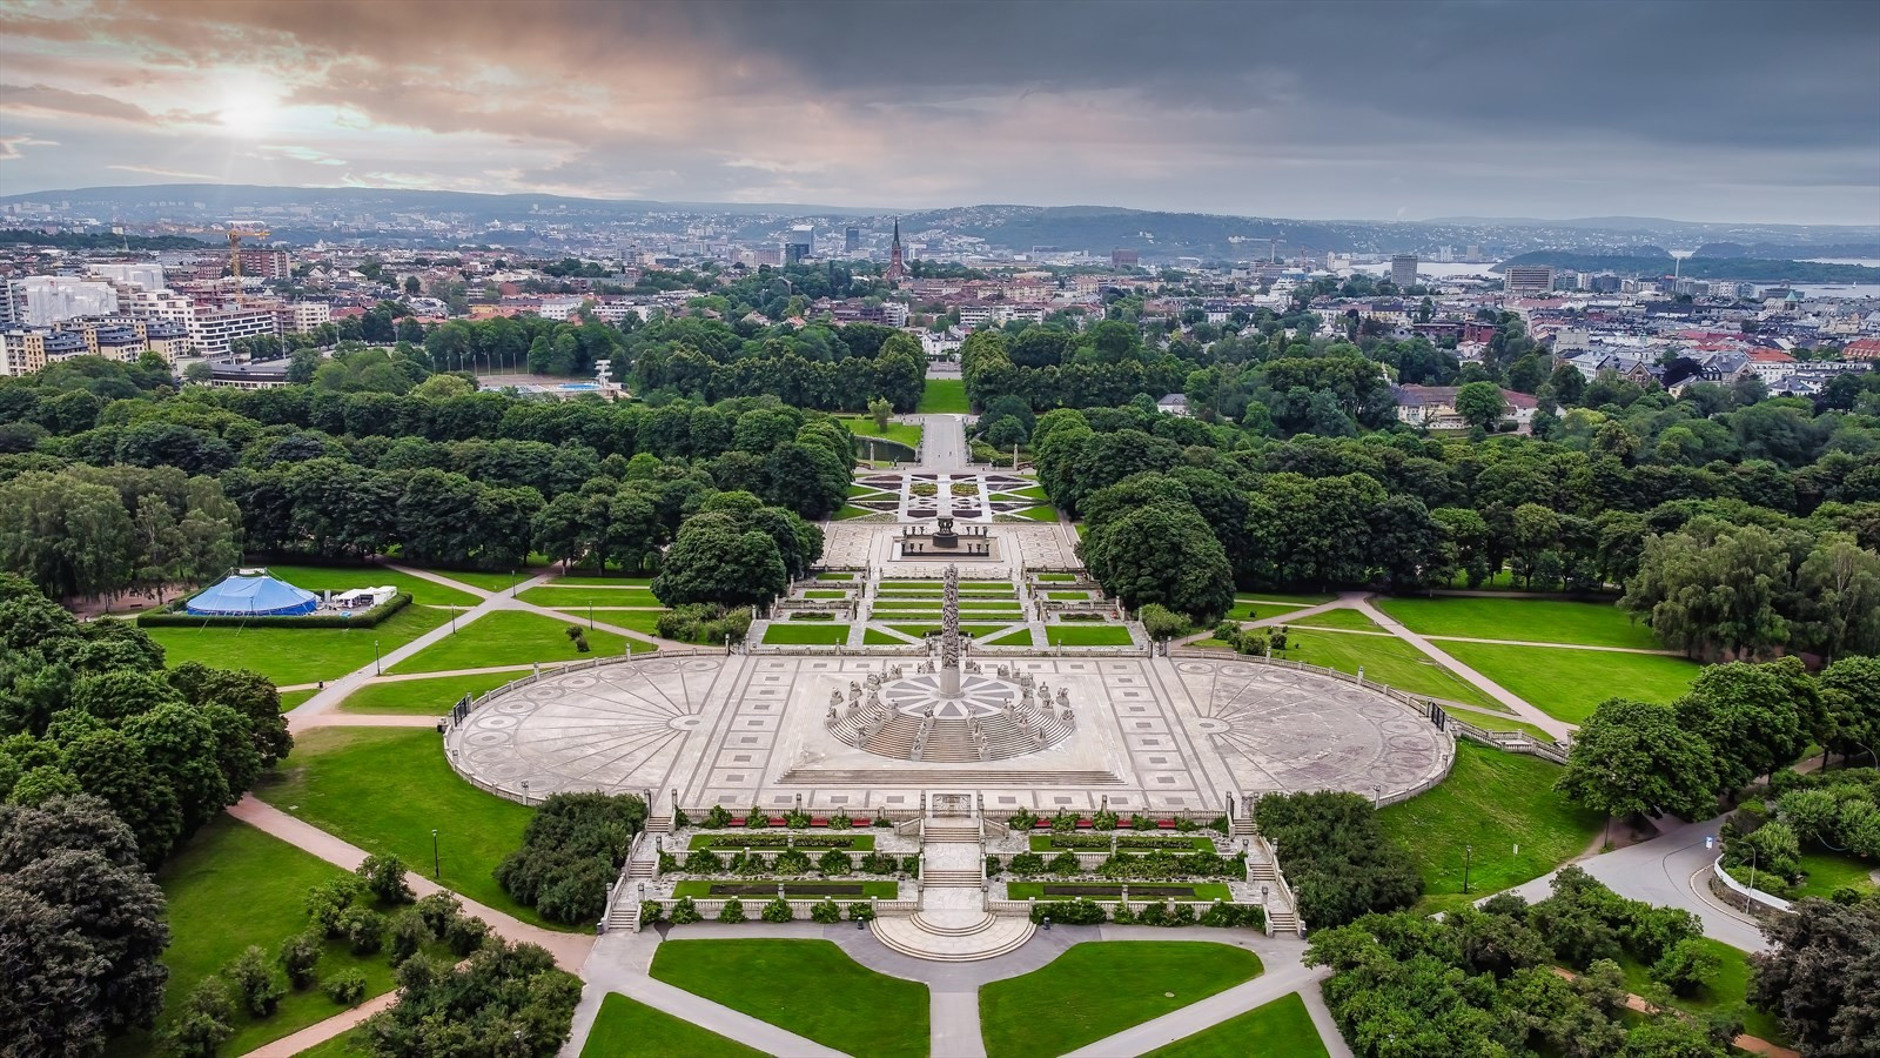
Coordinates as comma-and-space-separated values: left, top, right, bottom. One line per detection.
1463, 844, 1473, 894
431, 829, 439, 879
374, 639, 382, 676
1745, 844, 1759, 910
510, 570, 518, 597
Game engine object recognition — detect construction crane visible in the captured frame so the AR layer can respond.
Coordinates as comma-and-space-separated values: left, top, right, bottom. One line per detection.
223, 225, 270, 282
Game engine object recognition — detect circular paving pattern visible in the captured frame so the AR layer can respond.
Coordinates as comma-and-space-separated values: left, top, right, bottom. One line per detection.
879, 672, 1021, 719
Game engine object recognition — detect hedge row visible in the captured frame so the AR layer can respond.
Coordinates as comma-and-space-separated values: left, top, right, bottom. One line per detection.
1026, 898, 1264, 929
137, 592, 413, 629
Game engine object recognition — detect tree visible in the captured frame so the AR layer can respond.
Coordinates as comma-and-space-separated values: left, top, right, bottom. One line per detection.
1455, 381, 1507, 430
1748, 899, 1880, 1056
1817, 655, 1880, 766
652, 524, 787, 608
1672, 659, 1813, 795
867, 396, 891, 431
358, 853, 415, 905
1081, 502, 1234, 624
356, 940, 580, 1058
0, 795, 170, 1055
1557, 699, 1718, 822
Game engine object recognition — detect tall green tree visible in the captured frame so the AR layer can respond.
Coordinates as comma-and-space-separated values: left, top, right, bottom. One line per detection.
1557, 699, 1718, 822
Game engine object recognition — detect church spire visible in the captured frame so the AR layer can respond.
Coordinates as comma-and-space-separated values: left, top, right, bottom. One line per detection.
886, 216, 906, 283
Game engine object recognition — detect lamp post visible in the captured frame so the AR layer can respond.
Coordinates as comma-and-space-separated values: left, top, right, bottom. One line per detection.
1372, 784, 1381, 808
431, 829, 439, 879
510, 569, 518, 597
521, 779, 530, 807
374, 638, 382, 676
1463, 844, 1473, 895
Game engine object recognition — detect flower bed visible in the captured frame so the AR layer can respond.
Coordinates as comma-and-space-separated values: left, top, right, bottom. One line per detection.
1006, 882, 1235, 902
687, 834, 876, 851
1028, 834, 1215, 852
669, 881, 901, 899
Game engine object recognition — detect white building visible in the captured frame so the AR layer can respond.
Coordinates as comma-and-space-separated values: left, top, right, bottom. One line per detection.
190, 307, 279, 360
88, 262, 168, 291
18, 276, 119, 325
286, 300, 332, 333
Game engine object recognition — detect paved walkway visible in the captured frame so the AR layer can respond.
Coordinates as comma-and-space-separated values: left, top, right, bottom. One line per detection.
908, 413, 970, 470
239, 990, 400, 1057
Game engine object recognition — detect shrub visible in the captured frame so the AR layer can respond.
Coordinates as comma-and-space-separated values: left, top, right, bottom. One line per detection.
444, 914, 490, 956
1091, 809, 1119, 831
745, 806, 770, 829
1008, 852, 1046, 875
1029, 899, 1106, 925
1170, 902, 1196, 926
323, 969, 368, 1006
733, 852, 771, 877
1199, 901, 1264, 930
1008, 807, 1039, 831
280, 931, 323, 989
685, 848, 726, 873
847, 901, 876, 922
167, 978, 235, 1058
828, 811, 853, 830
656, 602, 752, 645
357, 853, 415, 905
1050, 809, 1078, 833
873, 811, 893, 828
1048, 851, 1081, 876
1139, 902, 1171, 927
414, 892, 462, 937
388, 909, 431, 966
818, 848, 851, 875
1110, 902, 1137, 924
784, 809, 813, 829
811, 899, 842, 923
703, 805, 734, 828
225, 945, 284, 1017
901, 854, 921, 876
566, 625, 590, 652
718, 897, 747, 923
1650, 937, 1720, 997
306, 876, 363, 937
1131, 814, 1157, 831
1723, 819, 1802, 884
640, 900, 663, 924
338, 907, 385, 955
773, 849, 813, 875
495, 791, 648, 925
860, 852, 899, 875
670, 896, 702, 924
1253, 790, 1423, 928
985, 855, 1003, 877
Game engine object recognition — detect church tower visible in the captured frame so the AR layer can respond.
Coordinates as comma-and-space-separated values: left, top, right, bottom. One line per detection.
885, 217, 906, 283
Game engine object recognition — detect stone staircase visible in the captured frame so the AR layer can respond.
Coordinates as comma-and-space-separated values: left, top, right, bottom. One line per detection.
1246, 838, 1302, 936
829, 706, 1075, 763
864, 800, 1037, 961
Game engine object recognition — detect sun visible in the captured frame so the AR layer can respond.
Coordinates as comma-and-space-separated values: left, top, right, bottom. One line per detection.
217, 95, 279, 138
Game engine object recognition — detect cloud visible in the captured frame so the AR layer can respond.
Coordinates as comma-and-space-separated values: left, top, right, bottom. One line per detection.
0, 134, 59, 160
106, 163, 218, 180
0, 82, 160, 124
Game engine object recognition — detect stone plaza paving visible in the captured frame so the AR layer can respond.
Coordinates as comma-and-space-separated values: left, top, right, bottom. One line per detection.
446, 650, 1452, 815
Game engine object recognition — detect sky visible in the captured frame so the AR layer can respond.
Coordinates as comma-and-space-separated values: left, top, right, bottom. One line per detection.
1, 0, 1877, 225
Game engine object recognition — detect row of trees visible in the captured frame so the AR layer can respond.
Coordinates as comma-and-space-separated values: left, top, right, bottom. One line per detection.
1557, 657, 1879, 824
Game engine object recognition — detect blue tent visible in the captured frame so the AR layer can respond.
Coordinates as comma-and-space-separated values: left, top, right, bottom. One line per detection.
186, 573, 319, 617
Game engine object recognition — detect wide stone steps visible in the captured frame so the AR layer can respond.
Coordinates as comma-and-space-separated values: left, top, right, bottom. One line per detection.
606, 902, 639, 931
870, 914, 1035, 962
829, 703, 1074, 763
911, 910, 997, 936
626, 859, 656, 880
777, 767, 1126, 786
921, 869, 982, 888
924, 825, 979, 842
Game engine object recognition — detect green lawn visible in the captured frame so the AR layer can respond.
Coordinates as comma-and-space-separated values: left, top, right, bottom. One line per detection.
1236, 591, 1339, 606
1017, 504, 1061, 521
389, 610, 636, 674
425, 568, 535, 593
981, 628, 1035, 646
1377, 741, 1603, 913
1794, 847, 1878, 898
1615, 940, 1789, 1046
1036, 573, 1078, 582
252, 727, 550, 926
886, 622, 1021, 638
1277, 630, 1504, 711
265, 564, 480, 607
1441, 705, 1560, 742
121, 817, 412, 1056
290, 1033, 356, 1058
833, 505, 874, 520
816, 572, 854, 581
337, 672, 521, 714
918, 377, 970, 414
803, 589, 850, 599
146, 603, 452, 686
519, 585, 663, 607
1376, 597, 1663, 650
1046, 624, 1134, 646
980, 942, 1262, 1058
762, 623, 851, 645
836, 414, 923, 448
554, 608, 669, 638
1289, 608, 1385, 632
1436, 642, 1702, 725
279, 688, 318, 710
546, 574, 655, 587
650, 940, 928, 1058
579, 993, 769, 1058
864, 628, 912, 644
1142, 993, 1328, 1058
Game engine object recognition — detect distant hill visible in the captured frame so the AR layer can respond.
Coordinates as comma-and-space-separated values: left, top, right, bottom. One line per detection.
1494, 250, 1880, 283
0, 228, 211, 251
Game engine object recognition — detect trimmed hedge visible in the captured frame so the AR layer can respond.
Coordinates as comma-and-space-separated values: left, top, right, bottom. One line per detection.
1025, 899, 1264, 929
137, 592, 413, 629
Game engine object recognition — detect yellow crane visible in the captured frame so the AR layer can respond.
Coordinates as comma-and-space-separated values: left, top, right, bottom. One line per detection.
223, 225, 270, 282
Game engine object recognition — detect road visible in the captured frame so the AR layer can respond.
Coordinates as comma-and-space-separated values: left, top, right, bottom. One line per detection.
908, 413, 970, 470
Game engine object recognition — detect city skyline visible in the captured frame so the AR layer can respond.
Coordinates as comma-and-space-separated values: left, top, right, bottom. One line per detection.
0, 0, 1877, 226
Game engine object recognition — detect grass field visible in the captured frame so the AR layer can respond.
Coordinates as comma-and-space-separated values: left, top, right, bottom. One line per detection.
1615, 940, 1788, 1045
278, 689, 318, 710
918, 377, 970, 414
1376, 597, 1662, 650
579, 993, 769, 1058
125, 817, 415, 1056
1016, 504, 1061, 521
545, 574, 654, 587
253, 727, 548, 926
1377, 741, 1603, 913
147, 603, 452, 686
1436, 642, 1702, 725
1236, 591, 1339, 607
1142, 993, 1328, 1058
979, 942, 1262, 1058
388, 610, 636, 674
1441, 705, 1560, 741
1046, 624, 1134, 646
1794, 848, 1879, 898
650, 940, 928, 1058
981, 628, 1035, 646
1277, 630, 1504, 711
266, 564, 480, 607
803, 589, 850, 599
1289, 608, 1386, 632
553, 608, 668, 638
836, 414, 923, 448
519, 585, 663, 607
336, 672, 521, 714
425, 568, 534, 593
863, 628, 909, 644
762, 623, 850, 645
886, 622, 1021, 638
